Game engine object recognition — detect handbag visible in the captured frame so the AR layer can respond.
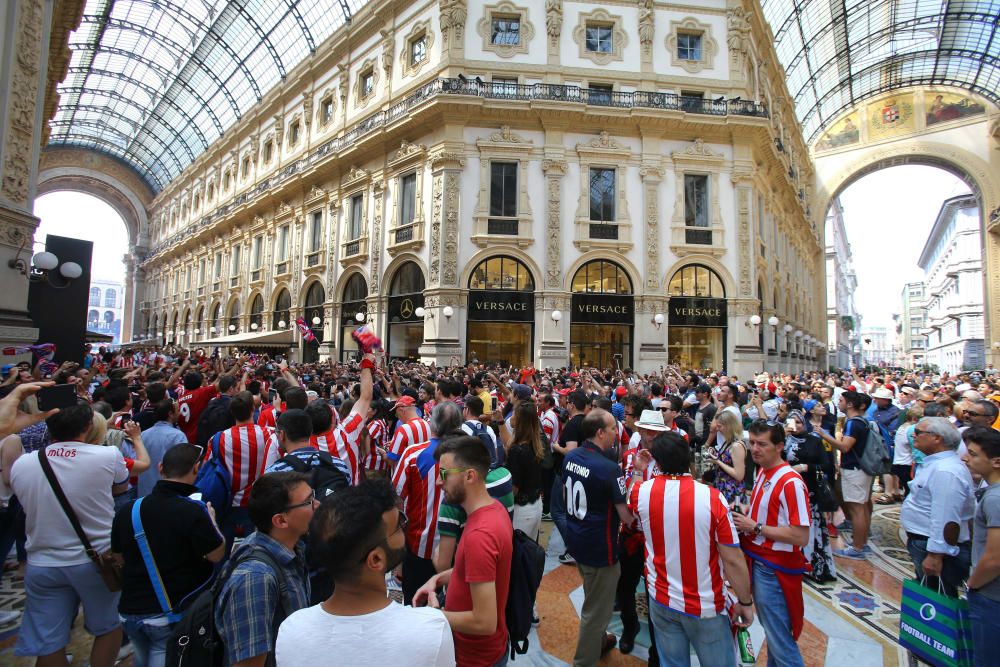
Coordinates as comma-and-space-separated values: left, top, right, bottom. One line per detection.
813, 469, 839, 513
898, 577, 973, 667
37, 448, 123, 592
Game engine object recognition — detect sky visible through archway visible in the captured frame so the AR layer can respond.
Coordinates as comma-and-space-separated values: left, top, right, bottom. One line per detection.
838, 165, 971, 332
33, 191, 129, 284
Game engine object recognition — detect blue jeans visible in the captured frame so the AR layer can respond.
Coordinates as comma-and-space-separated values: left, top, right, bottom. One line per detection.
967, 590, 1000, 667
121, 613, 174, 667
550, 474, 568, 546
905, 537, 971, 598
752, 560, 805, 667
649, 602, 735, 667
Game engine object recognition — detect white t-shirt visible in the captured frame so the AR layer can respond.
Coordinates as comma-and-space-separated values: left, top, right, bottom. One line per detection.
10, 442, 129, 567
893, 425, 914, 466
276, 601, 455, 667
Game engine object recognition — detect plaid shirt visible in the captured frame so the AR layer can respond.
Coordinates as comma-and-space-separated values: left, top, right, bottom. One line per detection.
215, 532, 310, 667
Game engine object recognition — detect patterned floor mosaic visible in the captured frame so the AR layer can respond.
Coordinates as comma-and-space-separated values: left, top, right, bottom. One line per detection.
0, 505, 918, 666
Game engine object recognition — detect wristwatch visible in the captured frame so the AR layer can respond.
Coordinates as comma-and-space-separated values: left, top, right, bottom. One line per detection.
753, 522, 763, 536
738, 598, 754, 606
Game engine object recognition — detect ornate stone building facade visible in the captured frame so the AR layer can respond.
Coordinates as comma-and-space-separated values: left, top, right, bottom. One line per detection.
131, 0, 822, 376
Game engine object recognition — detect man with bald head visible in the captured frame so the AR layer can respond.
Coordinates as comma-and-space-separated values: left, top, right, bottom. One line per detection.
562, 408, 634, 665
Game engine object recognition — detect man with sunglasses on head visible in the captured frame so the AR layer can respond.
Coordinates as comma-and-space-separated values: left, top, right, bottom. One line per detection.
276, 480, 455, 667
215, 472, 317, 667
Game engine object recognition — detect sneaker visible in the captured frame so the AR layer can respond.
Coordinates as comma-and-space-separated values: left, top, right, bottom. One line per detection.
0, 610, 20, 626
541, 512, 553, 522
834, 546, 867, 560
558, 551, 576, 565
836, 520, 853, 531
385, 573, 403, 592
532, 614, 540, 626
861, 544, 874, 554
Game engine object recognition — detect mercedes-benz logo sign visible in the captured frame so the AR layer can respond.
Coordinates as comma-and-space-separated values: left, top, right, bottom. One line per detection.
400, 298, 414, 319
919, 603, 937, 622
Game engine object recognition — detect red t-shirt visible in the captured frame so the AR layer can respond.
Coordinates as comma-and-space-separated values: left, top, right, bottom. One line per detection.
176, 384, 218, 443
444, 500, 513, 666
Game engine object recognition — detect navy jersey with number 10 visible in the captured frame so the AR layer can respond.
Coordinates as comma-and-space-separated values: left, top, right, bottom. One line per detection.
562, 442, 627, 567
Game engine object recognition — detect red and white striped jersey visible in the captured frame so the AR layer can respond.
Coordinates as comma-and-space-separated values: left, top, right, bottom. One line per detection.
213, 423, 280, 507
744, 463, 810, 554
109, 412, 131, 430
616, 421, 629, 449
311, 411, 364, 485
622, 446, 662, 482
112, 356, 134, 368
541, 409, 561, 446
387, 417, 431, 463
629, 475, 739, 617
392, 441, 443, 559
364, 418, 389, 472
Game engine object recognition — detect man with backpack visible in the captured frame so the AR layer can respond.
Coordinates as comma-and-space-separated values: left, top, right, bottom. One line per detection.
111, 444, 225, 666
414, 436, 513, 667
266, 409, 351, 499
215, 472, 315, 667
461, 396, 500, 467
275, 480, 455, 666
817, 390, 875, 560
193, 374, 240, 448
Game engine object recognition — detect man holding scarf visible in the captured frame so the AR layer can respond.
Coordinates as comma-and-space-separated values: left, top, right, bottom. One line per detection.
732, 420, 811, 667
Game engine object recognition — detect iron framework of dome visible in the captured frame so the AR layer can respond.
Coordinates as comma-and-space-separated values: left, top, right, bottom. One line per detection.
760, 0, 999, 143
47, 0, 364, 192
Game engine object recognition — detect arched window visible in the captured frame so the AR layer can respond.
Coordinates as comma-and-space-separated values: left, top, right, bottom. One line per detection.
88, 309, 99, 323
341, 275, 365, 303
249, 294, 264, 330
339, 275, 366, 362
104, 288, 116, 308
104, 311, 115, 324
89, 287, 101, 306
571, 260, 631, 294
227, 301, 240, 333
272, 289, 291, 330
390, 262, 426, 295
210, 303, 221, 334
469, 256, 534, 291
667, 264, 725, 298
194, 306, 204, 335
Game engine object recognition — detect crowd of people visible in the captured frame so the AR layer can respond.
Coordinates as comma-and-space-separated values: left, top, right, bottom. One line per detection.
1, 343, 999, 667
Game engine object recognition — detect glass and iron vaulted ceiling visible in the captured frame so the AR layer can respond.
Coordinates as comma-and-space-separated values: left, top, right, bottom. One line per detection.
48, 0, 365, 192
760, 0, 999, 143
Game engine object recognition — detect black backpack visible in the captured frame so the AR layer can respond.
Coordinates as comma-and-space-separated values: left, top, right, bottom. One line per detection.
195, 396, 234, 449
280, 450, 350, 501
465, 420, 502, 468
505, 529, 546, 660
166, 546, 289, 667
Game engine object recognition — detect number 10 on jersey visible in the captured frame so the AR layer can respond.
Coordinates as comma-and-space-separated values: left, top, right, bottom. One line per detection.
565, 477, 588, 520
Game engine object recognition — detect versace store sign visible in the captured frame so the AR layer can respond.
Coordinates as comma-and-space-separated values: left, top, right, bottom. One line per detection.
467, 291, 534, 322
571, 293, 634, 324
668, 297, 728, 327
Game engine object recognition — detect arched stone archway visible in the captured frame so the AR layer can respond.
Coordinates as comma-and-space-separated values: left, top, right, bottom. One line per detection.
36, 148, 155, 344
813, 137, 1000, 363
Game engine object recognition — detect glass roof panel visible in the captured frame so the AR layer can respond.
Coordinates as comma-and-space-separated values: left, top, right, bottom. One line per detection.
760, 0, 999, 143
49, 0, 357, 193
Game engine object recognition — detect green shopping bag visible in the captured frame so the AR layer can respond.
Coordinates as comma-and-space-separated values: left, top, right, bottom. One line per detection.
898, 578, 973, 667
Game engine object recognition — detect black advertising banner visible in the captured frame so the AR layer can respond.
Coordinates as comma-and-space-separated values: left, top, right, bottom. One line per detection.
468, 290, 534, 322
341, 300, 367, 325
668, 297, 727, 327
572, 293, 634, 324
388, 295, 423, 323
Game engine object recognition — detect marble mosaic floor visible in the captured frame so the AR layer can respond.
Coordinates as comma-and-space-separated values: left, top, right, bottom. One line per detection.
0, 505, 915, 666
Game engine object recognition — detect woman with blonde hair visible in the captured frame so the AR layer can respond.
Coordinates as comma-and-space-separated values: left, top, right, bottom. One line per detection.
704, 409, 747, 505
88, 414, 150, 511
505, 401, 545, 540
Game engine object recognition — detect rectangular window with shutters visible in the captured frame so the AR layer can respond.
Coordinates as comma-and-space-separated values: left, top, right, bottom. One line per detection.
199, 259, 206, 285
490, 162, 518, 218
399, 173, 417, 227
252, 235, 263, 268
349, 195, 363, 241
684, 174, 710, 244
589, 168, 615, 222
309, 211, 323, 252
231, 246, 241, 285
214, 252, 222, 279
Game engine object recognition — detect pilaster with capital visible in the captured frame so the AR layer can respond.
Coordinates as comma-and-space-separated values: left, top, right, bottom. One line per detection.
639, 164, 663, 291
541, 158, 566, 290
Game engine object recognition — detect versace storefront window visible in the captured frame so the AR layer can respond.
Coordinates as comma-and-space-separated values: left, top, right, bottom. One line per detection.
467, 256, 534, 367
339, 274, 367, 362
570, 260, 633, 369
387, 262, 425, 361
667, 265, 727, 371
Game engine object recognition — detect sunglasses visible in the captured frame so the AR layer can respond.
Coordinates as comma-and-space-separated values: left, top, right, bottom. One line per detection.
658, 407, 674, 412
439, 467, 471, 481
965, 411, 987, 417
913, 428, 933, 437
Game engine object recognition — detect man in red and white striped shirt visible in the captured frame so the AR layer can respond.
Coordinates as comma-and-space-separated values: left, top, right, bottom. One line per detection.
308, 363, 373, 485
386, 396, 431, 467
363, 415, 389, 475
208, 391, 279, 548
629, 431, 753, 665
392, 401, 461, 605
732, 421, 811, 667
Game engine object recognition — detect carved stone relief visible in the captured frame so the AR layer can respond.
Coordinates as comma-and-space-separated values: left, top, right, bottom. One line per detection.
442, 171, 460, 286
439, 0, 468, 42
429, 172, 442, 285
545, 0, 562, 49
2, 0, 44, 207
639, 165, 662, 290
737, 186, 752, 296
541, 159, 566, 289
371, 181, 384, 293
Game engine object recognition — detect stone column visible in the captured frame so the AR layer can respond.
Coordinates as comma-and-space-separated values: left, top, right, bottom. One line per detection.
0, 0, 56, 352
419, 151, 464, 364
729, 299, 765, 379
538, 157, 568, 368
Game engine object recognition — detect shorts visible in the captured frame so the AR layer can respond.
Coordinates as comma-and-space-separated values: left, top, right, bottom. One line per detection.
15, 562, 121, 657
840, 468, 873, 504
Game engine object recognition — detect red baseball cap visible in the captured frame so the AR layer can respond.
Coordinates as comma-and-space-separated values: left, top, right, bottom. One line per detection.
394, 396, 416, 408
615, 386, 627, 397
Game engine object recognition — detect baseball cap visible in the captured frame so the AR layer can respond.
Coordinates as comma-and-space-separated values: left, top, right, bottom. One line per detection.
511, 383, 533, 401
615, 386, 627, 398
394, 395, 416, 408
